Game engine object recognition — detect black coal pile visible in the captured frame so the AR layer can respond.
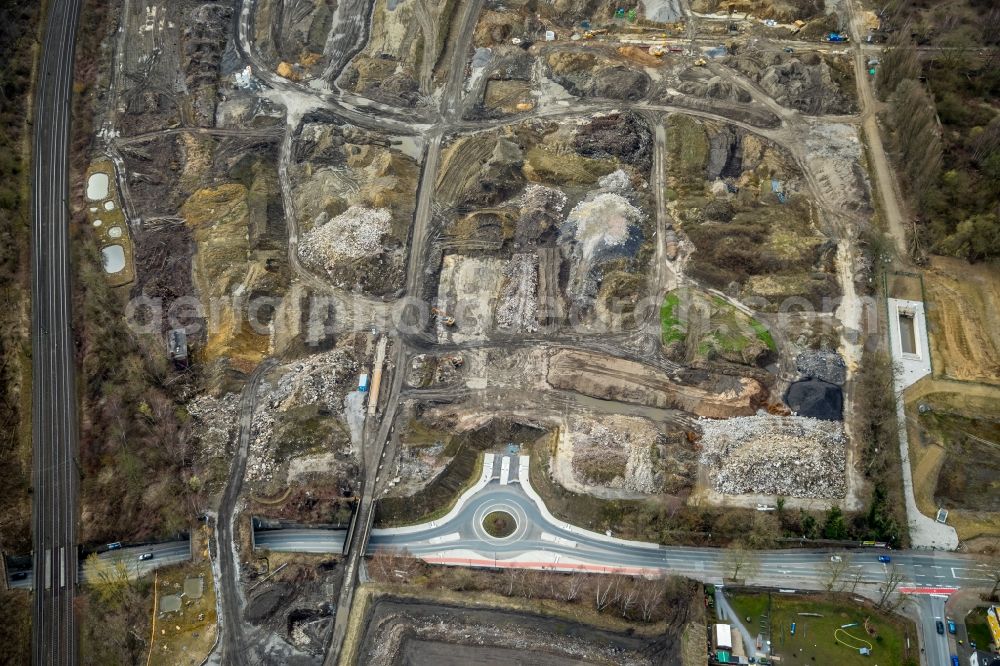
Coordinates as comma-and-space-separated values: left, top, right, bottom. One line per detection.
785, 379, 843, 421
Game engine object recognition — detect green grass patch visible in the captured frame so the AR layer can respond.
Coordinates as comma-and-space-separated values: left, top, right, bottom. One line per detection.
728, 592, 770, 628
751, 319, 776, 350
660, 292, 687, 344
964, 607, 993, 649
770, 595, 916, 666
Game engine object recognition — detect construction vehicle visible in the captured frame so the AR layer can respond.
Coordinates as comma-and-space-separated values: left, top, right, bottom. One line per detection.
582, 28, 607, 39
432, 307, 456, 326
694, 58, 707, 66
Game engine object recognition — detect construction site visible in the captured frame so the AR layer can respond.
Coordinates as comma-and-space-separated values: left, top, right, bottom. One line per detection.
46, 0, 1000, 660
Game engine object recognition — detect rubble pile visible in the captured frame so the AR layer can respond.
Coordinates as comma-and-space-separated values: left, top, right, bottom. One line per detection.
699, 414, 847, 498
598, 168, 631, 192
560, 193, 643, 305
187, 392, 241, 463
494, 253, 539, 332
569, 415, 663, 494
247, 350, 358, 482
516, 184, 566, 242
298, 206, 391, 270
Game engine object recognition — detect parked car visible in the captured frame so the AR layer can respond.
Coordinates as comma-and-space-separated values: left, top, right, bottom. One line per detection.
106, 542, 122, 550
138, 552, 154, 561
951, 656, 959, 666
11, 571, 27, 580
947, 618, 957, 634
936, 620, 945, 635
878, 555, 891, 563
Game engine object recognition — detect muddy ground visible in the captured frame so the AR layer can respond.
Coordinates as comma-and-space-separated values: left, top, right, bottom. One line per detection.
357, 597, 682, 666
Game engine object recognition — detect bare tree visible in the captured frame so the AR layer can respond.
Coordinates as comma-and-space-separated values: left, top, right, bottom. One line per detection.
638, 576, 666, 621
594, 575, 619, 612
876, 564, 907, 610
564, 572, 587, 602
617, 576, 641, 618
368, 548, 420, 581
821, 553, 853, 592
846, 568, 865, 595
722, 542, 761, 582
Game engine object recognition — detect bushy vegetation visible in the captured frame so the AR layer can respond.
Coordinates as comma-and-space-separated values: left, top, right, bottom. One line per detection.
70, 0, 203, 545
0, 0, 41, 557
369, 548, 701, 624
878, 17, 1000, 260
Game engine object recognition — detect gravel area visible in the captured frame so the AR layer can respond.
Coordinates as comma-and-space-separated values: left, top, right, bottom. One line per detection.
699, 414, 847, 498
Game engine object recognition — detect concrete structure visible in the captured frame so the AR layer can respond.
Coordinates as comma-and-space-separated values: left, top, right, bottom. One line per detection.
887, 298, 931, 389
714, 623, 733, 650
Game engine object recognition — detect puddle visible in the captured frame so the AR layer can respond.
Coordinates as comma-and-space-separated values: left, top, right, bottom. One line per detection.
86, 172, 109, 201
107, 226, 123, 238
104, 201, 115, 211
102, 245, 126, 273
92, 219, 103, 227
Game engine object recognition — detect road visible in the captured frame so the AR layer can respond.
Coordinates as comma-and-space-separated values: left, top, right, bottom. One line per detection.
7, 541, 192, 591
215, 359, 275, 666
30, 0, 83, 664
917, 595, 954, 666
253, 529, 347, 554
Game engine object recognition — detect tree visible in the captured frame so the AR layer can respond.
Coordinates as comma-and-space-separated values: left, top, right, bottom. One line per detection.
876, 29, 920, 101
822, 506, 849, 540
876, 564, 907, 610
747, 512, 781, 549
940, 214, 1000, 262
821, 553, 853, 592
983, 557, 1000, 600
722, 542, 761, 582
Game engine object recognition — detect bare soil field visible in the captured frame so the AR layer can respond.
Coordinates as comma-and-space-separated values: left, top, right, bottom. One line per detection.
923, 256, 1000, 385
905, 381, 1000, 544
357, 596, 676, 666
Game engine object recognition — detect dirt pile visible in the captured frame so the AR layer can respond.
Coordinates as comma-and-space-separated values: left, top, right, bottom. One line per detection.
546, 50, 651, 101
247, 350, 362, 485
547, 349, 769, 418
699, 414, 846, 498
796, 350, 847, 385
563, 414, 694, 495
728, 52, 857, 115
573, 112, 653, 174
516, 184, 566, 244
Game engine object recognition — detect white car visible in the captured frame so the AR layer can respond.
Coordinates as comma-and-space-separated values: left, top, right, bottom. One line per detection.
830, 555, 843, 562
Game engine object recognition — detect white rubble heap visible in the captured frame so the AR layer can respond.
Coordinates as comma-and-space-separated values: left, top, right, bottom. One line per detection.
597, 168, 631, 192
564, 192, 641, 259
298, 206, 391, 270
246, 349, 358, 482
520, 183, 567, 215
186, 392, 241, 462
699, 414, 847, 498
494, 252, 539, 332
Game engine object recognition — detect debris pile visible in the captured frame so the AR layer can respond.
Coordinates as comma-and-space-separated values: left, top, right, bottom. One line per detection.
495, 253, 539, 332
247, 350, 359, 482
569, 415, 663, 494
796, 350, 847, 385
298, 206, 391, 270
560, 193, 643, 304
597, 168, 631, 192
699, 414, 846, 498
516, 184, 566, 243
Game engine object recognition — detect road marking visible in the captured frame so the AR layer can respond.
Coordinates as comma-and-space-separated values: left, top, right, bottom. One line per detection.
950, 567, 992, 581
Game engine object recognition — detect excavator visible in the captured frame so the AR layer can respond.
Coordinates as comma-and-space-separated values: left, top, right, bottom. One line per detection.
431, 307, 456, 327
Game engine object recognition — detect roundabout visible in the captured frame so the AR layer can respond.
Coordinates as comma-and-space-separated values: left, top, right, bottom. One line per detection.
482, 510, 517, 538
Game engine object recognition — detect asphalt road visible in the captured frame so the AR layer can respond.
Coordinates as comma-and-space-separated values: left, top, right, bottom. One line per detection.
253, 529, 347, 554
7, 541, 192, 591
30, 0, 83, 664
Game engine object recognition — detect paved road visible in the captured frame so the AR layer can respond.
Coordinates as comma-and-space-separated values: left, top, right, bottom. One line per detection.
253, 529, 347, 554
30, 0, 83, 664
8, 541, 192, 591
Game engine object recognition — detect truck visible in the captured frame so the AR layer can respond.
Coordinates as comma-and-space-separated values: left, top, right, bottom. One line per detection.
827, 32, 849, 42
358, 373, 370, 392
